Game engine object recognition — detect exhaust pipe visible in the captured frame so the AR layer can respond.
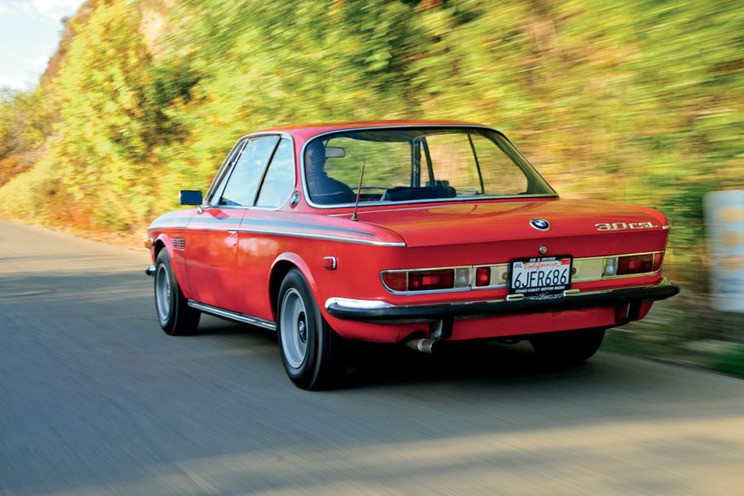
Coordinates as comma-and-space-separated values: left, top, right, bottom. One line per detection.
406, 338, 437, 354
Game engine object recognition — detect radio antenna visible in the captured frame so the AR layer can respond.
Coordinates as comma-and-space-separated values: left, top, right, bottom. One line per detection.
351, 160, 366, 222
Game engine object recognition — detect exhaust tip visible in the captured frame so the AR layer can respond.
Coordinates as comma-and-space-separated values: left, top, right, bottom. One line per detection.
405, 338, 437, 354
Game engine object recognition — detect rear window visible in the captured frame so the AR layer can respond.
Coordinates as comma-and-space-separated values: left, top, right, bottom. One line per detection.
303, 127, 555, 205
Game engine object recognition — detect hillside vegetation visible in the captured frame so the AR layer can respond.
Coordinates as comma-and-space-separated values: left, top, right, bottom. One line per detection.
0, 0, 742, 267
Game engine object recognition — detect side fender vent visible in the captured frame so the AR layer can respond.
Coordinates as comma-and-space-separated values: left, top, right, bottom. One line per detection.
173, 238, 186, 251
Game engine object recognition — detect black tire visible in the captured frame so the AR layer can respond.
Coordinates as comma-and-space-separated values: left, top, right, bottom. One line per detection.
530, 327, 606, 366
154, 249, 200, 335
277, 268, 347, 390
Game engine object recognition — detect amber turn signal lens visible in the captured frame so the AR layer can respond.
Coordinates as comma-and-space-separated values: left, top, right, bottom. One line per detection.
381, 272, 407, 292
653, 252, 664, 271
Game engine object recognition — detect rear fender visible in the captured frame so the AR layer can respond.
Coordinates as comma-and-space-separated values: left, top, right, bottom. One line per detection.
269, 253, 319, 319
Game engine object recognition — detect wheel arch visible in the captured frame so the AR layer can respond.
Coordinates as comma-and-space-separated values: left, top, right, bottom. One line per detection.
154, 238, 167, 258
269, 254, 318, 320
152, 233, 174, 259
151, 233, 193, 297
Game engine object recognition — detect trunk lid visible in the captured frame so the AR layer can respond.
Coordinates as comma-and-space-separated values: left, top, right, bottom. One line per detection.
351, 198, 669, 251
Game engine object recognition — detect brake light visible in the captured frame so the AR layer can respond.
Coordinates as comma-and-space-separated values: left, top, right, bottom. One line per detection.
409, 269, 455, 291
617, 254, 653, 275
475, 267, 491, 287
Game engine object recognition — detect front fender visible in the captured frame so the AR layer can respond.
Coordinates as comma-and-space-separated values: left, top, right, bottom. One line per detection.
150, 232, 193, 298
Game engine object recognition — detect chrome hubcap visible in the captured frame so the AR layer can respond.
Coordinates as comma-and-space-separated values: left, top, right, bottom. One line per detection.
280, 288, 309, 370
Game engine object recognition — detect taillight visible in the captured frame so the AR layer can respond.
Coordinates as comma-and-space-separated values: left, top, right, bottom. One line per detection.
381, 272, 407, 292
382, 268, 470, 292
602, 252, 664, 277
653, 252, 664, 270
408, 269, 455, 291
475, 267, 491, 287
617, 254, 654, 275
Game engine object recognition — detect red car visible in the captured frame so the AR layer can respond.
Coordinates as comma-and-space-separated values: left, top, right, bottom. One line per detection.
146, 121, 678, 389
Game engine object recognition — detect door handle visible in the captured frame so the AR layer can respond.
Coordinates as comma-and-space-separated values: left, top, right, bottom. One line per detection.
228, 230, 238, 247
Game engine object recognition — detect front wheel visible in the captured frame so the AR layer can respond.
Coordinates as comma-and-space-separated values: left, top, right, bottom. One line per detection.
154, 249, 200, 335
277, 269, 346, 390
530, 327, 606, 366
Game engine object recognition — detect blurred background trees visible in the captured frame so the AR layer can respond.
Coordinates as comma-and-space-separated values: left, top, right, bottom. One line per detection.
0, 0, 742, 272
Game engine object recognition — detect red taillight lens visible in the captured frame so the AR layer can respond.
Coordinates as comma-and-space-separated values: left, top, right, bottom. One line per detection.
408, 269, 455, 291
382, 272, 407, 292
653, 252, 664, 271
617, 254, 654, 275
475, 267, 491, 287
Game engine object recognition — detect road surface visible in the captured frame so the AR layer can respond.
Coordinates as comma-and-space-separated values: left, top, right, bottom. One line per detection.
1, 221, 743, 495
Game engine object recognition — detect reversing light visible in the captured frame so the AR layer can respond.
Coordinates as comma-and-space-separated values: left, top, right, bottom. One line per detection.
603, 258, 618, 276
454, 268, 470, 288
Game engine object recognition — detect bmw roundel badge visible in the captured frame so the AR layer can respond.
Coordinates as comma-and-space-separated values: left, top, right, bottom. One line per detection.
530, 219, 550, 231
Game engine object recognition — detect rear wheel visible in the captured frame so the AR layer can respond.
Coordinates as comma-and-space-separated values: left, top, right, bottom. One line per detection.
154, 250, 200, 335
277, 269, 346, 390
530, 327, 606, 365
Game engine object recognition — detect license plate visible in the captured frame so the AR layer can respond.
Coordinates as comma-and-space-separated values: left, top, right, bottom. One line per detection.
510, 256, 572, 297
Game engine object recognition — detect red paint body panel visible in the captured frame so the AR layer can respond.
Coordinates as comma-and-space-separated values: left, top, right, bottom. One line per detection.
148, 121, 677, 346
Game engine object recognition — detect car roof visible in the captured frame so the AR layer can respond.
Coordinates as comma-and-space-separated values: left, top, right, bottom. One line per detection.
254, 120, 488, 143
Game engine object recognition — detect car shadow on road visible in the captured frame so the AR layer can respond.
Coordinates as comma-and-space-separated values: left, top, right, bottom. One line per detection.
343, 340, 585, 389
195, 315, 607, 390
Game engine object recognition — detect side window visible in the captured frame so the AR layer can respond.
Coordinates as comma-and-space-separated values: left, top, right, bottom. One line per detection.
256, 138, 295, 208
425, 134, 479, 194
219, 136, 280, 206
425, 133, 527, 196
471, 134, 528, 195
324, 137, 410, 187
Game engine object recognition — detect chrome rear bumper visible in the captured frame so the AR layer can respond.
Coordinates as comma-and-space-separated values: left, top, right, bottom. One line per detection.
325, 277, 679, 323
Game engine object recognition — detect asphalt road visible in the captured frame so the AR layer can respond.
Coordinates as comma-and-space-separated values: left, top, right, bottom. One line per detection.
1, 220, 743, 496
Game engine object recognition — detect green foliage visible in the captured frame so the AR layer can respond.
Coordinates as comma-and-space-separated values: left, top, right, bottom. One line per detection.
0, 88, 56, 158
710, 344, 744, 379
0, 0, 741, 260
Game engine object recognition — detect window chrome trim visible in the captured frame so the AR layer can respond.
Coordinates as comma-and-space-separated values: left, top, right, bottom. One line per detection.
205, 132, 296, 208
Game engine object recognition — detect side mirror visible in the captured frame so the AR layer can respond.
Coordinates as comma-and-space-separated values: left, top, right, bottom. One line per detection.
179, 190, 203, 206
